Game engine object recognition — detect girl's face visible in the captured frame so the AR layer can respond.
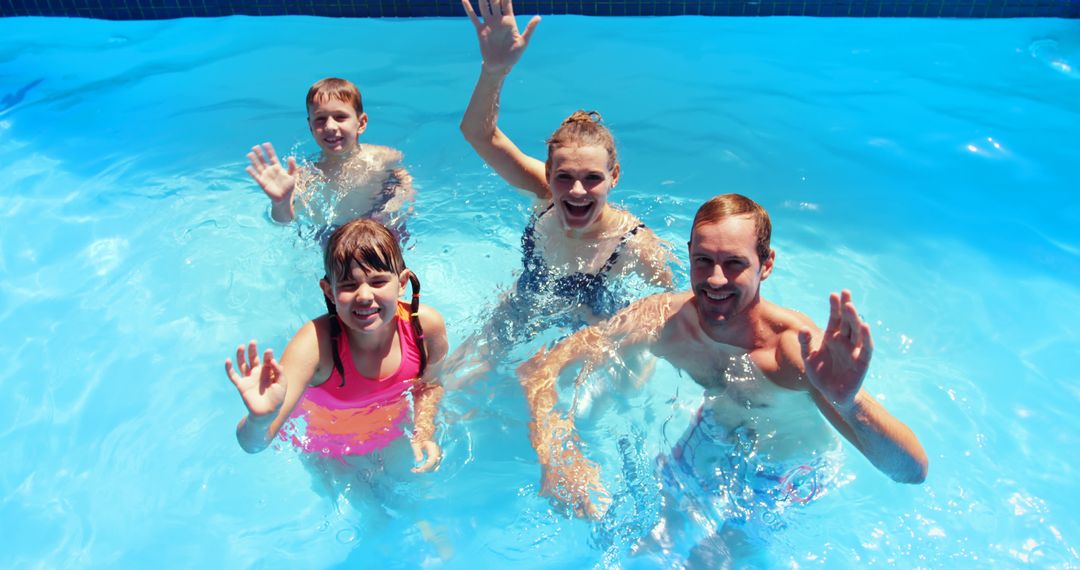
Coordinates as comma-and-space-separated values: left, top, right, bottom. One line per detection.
547, 144, 619, 231
321, 260, 407, 335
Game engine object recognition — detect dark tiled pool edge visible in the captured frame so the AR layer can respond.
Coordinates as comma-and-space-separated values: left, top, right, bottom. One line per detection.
2, 0, 1078, 19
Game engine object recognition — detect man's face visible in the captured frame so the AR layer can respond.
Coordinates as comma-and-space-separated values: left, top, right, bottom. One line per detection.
688, 215, 774, 334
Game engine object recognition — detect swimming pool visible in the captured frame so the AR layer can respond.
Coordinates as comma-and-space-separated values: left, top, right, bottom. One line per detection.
1, 13, 1077, 568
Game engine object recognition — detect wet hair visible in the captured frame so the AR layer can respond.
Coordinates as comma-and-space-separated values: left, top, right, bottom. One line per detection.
545, 110, 618, 172
322, 219, 426, 385
306, 77, 364, 115
691, 194, 772, 263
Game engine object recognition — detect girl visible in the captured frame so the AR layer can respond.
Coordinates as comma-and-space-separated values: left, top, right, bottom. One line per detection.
225, 219, 447, 471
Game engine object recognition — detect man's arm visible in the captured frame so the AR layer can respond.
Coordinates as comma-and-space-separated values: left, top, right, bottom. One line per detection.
810, 388, 928, 484
624, 227, 678, 291
787, 290, 928, 483
460, 0, 549, 198
517, 295, 671, 516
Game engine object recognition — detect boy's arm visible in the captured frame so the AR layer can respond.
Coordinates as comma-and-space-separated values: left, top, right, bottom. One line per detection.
460, 0, 549, 199
411, 305, 449, 472
784, 291, 928, 483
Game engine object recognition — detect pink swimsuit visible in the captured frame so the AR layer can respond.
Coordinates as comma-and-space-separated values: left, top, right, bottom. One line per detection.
285, 302, 422, 458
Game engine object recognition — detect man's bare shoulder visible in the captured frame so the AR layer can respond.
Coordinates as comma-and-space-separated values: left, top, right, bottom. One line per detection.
760, 299, 817, 336
758, 299, 819, 389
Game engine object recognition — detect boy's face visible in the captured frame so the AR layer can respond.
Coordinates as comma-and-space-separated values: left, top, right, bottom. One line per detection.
307, 98, 367, 155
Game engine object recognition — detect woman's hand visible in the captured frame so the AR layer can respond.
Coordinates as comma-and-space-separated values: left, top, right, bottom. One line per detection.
462, 0, 541, 74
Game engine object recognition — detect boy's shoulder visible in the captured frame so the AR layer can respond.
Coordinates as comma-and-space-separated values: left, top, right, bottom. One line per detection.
361, 144, 404, 167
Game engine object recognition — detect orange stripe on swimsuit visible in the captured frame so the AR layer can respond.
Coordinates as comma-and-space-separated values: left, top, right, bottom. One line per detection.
285, 302, 422, 458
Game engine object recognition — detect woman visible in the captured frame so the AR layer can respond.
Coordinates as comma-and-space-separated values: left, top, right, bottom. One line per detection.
458, 0, 674, 352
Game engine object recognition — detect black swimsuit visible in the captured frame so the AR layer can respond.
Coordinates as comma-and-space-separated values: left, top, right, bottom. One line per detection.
517, 204, 645, 318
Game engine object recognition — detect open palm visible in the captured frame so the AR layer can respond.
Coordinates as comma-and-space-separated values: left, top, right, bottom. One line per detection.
799, 290, 874, 409
225, 340, 287, 417
462, 0, 540, 72
245, 142, 297, 203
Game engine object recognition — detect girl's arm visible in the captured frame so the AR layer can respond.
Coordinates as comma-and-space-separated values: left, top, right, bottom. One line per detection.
411, 305, 449, 472
228, 318, 330, 453
460, 0, 549, 198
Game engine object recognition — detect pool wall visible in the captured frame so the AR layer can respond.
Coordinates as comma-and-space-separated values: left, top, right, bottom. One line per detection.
2, 0, 1078, 19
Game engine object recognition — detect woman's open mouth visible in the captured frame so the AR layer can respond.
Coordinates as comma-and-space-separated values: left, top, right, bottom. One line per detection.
562, 200, 595, 223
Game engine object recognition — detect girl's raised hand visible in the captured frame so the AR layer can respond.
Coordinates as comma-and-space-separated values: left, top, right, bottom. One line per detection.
462, 0, 540, 73
225, 340, 287, 417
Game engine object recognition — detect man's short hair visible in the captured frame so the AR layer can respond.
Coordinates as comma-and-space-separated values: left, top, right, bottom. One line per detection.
691, 194, 772, 263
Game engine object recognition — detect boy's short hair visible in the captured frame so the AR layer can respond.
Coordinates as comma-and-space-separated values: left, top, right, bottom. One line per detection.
306, 78, 363, 115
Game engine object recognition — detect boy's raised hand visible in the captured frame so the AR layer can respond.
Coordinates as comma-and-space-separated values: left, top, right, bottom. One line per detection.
225, 340, 287, 418
246, 142, 297, 204
462, 0, 540, 73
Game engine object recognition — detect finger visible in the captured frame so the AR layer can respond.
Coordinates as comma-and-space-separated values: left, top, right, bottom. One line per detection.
247, 340, 259, 368
798, 328, 813, 362
286, 156, 298, 176
411, 440, 423, 464
250, 145, 267, 167
260, 349, 275, 390
461, 0, 481, 28
269, 357, 286, 381
478, 0, 491, 19
489, 0, 502, 18
225, 359, 242, 386
246, 151, 264, 173
840, 300, 862, 344
521, 15, 541, 44
412, 443, 440, 473
826, 292, 842, 334
236, 344, 247, 374
244, 165, 260, 182
263, 142, 280, 166
501, 0, 512, 16
859, 322, 874, 363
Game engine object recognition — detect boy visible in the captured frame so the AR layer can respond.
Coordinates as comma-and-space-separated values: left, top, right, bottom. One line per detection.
245, 77, 413, 231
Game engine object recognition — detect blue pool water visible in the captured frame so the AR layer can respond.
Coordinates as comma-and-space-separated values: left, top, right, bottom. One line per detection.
1, 14, 1078, 569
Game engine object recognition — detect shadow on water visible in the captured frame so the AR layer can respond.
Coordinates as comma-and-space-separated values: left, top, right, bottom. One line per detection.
0, 78, 44, 113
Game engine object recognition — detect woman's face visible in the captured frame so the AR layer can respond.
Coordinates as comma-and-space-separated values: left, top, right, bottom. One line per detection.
547, 144, 619, 231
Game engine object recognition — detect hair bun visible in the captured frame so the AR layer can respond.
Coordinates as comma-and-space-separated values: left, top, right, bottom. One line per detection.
562, 110, 603, 126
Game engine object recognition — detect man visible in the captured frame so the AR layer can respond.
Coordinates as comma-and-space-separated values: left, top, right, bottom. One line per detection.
518, 193, 927, 525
